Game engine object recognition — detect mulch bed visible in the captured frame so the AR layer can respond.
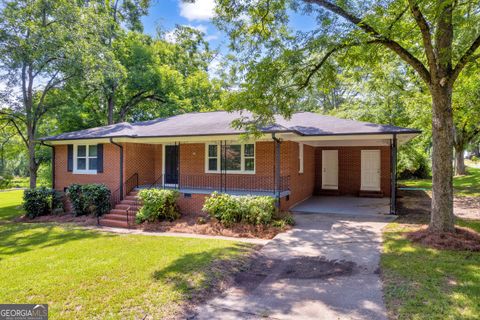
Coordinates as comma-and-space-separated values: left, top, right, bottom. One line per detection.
139, 212, 290, 239
397, 189, 480, 251
15, 213, 98, 225
406, 226, 480, 252
16, 211, 290, 239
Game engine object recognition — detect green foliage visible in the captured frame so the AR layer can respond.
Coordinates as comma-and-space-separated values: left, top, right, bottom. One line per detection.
0, 174, 13, 189
397, 144, 431, 179
135, 189, 180, 223
67, 184, 111, 217
202, 192, 276, 226
23, 187, 55, 218
471, 156, 479, 163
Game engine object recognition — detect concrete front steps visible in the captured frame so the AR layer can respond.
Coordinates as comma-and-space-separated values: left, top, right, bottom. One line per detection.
99, 191, 141, 228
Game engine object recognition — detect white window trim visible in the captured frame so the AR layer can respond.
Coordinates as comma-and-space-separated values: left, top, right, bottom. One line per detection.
205, 142, 256, 174
73, 143, 98, 175
299, 143, 304, 173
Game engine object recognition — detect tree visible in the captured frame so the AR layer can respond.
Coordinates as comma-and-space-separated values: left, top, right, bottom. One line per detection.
0, 0, 111, 188
74, 28, 221, 124
214, 0, 480, 233
452, 65, 480, 175
94, 0, 152, 124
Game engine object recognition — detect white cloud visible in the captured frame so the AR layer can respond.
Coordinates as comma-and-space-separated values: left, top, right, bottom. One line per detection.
179, 0, 215, 21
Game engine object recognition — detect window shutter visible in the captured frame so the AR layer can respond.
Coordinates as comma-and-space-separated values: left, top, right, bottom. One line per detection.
97, 144, 104, 173
67, 145, 73, 172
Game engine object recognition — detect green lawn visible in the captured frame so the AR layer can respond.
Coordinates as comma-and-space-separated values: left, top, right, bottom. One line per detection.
0, 190, 251, 319
382, 218, 480, 319
399, 166, 480, 197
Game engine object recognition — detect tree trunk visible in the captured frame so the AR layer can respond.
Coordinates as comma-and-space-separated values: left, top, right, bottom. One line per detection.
473, 144, 480, 157
455, 146, 466, 175
107, 94, 115, 125
429, 84, 455, 233
28, 139, 38, 189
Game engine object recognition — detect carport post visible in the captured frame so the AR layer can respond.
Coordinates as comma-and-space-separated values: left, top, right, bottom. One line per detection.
390, 134, 397, 214
272, 133, 281, 208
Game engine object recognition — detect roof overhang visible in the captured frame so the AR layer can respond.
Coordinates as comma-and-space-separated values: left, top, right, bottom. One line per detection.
43, 131, 420, 146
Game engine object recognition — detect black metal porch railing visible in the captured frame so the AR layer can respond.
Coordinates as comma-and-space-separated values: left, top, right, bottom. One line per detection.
109, 173, 139, 210
147, 174, 290, 195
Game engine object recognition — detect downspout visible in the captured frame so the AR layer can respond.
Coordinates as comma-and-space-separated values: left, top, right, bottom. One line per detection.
110, 138, 124, 200
390, 134, 397, 214
272, 133, 282, 208
40, 141, 55, 190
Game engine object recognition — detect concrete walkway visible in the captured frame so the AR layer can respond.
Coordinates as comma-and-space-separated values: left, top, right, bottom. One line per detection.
195, 212, 396, 320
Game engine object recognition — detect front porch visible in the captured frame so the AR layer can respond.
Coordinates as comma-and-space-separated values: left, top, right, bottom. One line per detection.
136, 173, 291, 198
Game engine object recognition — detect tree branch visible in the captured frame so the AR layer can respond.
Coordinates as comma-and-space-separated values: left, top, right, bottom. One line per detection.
408, 0, 437, 77
450, 33, 480, 84
299, 44, 347, 89
304, 0, 431, 83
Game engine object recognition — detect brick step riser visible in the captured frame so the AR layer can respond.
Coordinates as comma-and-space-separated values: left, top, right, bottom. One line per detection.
99, 219, 129, 228
103, 214, 132, 222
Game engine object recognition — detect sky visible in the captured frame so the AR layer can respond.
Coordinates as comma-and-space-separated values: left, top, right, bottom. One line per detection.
141, 0, 318, 55
142, 0, 225, 51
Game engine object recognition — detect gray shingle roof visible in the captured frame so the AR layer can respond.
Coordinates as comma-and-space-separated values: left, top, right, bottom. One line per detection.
41, 111, 420, 141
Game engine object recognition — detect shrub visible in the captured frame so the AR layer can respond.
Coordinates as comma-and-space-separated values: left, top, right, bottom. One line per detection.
0, 175, 12, 189
23, 187, 55, 218
202, 192, 276, 226
136, 189, 180, 223
472, 155, 479, 163
67, 184, 111, 217
202, 193, 242, 226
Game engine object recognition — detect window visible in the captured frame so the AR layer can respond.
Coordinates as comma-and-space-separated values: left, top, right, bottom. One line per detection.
75, 144, 97, 173
299, 143, 304, 173
206, 143, 255, 173
208, 144, 218, 171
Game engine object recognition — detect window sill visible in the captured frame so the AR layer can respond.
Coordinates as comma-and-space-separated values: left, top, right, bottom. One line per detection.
73, 170, 98, 175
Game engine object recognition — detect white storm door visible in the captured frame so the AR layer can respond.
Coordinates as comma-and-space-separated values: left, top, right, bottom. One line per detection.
361, 150, 381, 191
322, 150, 338, 190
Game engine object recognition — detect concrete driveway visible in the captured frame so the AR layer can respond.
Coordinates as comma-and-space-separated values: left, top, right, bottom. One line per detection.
195, 212, 396, 320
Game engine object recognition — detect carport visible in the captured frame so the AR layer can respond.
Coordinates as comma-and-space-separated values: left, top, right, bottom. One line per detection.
291, 196, 390, 217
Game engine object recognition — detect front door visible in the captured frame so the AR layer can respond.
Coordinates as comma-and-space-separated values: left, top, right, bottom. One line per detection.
361, 150, 381, 191
164, 145, 179, 185
322, 150, 338, 190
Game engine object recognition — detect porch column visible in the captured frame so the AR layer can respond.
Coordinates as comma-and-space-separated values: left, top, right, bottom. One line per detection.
272, 133, 281, 207
390, 134, 397, 214
110, 138, 123, 200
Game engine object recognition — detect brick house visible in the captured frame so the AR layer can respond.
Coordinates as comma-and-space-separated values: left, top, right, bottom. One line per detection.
41, 111, 420, 227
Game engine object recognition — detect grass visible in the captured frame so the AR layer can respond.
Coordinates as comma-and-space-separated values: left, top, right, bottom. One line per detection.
399, 166, 480, 197
0, 189, 24, 222
1, 176, 49, 190
382, 217, 480, 319
0, 190, 251, 319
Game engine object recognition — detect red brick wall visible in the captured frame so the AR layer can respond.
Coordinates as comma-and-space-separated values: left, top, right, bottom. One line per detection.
123, 143, 157, 186
54, 144, 121, 192
314, 146, 391, 197
54, 141, 317, 211
176, 193, 208, 215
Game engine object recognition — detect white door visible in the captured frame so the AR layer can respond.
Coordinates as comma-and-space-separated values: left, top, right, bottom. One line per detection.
322, 150, 338, 190
361, 150, 381, 191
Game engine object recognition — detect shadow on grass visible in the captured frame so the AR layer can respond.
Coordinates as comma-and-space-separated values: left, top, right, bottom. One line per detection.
152, 243, 254, 300
0, 204, 24, 223
0, 223, 113, 258
382, 229, 480, 318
